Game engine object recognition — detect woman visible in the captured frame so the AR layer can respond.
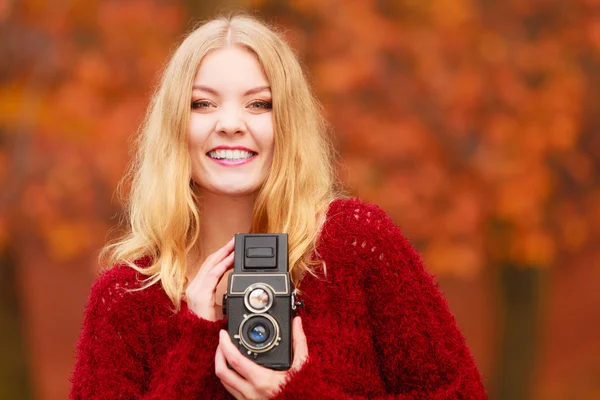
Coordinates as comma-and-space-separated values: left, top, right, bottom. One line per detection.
70, 14, 487, 400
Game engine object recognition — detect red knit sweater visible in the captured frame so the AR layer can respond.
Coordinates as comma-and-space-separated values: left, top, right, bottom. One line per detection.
70, 198, 487, 399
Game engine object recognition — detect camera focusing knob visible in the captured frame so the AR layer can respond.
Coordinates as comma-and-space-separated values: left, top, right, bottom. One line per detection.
291, 289, 304, 310
222, 294, 227, 316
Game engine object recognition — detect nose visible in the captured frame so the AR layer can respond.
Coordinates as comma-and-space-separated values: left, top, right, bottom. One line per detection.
215, 105, 245, 135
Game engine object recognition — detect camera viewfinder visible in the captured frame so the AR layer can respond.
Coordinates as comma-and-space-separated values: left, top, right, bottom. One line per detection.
244, 236, 277, 269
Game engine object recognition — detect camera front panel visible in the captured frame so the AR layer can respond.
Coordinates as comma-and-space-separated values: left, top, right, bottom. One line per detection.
226, 274, 293, 370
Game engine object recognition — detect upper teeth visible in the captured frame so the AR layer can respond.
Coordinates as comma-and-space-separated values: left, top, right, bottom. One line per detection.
208, 149, 255, 160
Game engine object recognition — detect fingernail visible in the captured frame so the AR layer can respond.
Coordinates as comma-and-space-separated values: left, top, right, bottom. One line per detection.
298, 316, 302, 328
219, 330, 226, 340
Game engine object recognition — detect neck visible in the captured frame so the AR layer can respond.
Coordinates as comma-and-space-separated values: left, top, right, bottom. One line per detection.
192, 190, 256, 264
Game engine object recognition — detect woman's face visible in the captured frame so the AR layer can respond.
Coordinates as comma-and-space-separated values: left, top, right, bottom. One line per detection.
189, 45, 274, 197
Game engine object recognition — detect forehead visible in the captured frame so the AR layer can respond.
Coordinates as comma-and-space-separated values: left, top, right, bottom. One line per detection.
193, 45, 269, 88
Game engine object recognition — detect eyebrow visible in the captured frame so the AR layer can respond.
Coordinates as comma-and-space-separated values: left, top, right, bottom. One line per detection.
191, 85, 271, 96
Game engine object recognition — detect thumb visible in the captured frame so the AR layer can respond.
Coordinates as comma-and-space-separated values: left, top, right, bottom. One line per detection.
291, 316, 308, 371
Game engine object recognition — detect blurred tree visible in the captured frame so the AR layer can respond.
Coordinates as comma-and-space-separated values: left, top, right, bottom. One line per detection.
1, 0, 598, 398
0, 0, 257, 398
0, 0, 188, 398
252, 0, 600, 399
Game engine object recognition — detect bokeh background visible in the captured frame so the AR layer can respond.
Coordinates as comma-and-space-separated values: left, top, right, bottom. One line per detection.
1, 0, 599, 399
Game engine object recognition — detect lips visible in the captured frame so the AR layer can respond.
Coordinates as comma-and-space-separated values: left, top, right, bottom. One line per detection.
207, 145, 256, 153
206, 145, 258, 166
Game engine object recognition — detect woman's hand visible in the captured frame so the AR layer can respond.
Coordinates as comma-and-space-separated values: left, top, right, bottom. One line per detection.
185, 237, 235, 321
215, 316, 309, 400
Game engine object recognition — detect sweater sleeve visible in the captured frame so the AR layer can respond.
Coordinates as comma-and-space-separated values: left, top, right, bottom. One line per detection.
69, 267, 226, 399
274, 202, 487, 399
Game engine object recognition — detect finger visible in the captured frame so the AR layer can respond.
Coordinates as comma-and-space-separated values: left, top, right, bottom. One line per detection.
291, 317, 309, 371
197, 237, 235, 272
197, 236, 233, 270
195, 252, 234, 293
187, 252, 234, 314
208, 252, 235, 281
215, 344, 253, 397
211, 237, 236, 263
219, 330, 263, 383
221, 381, 244, 400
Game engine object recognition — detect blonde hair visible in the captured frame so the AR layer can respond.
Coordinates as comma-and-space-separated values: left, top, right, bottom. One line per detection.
100, 13, 341, 310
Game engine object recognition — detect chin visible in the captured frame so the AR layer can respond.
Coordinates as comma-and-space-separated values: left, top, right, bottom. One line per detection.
204, 184, 262, 197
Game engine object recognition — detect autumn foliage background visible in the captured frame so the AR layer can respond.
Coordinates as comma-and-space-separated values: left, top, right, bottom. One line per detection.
1, 0, 599, 399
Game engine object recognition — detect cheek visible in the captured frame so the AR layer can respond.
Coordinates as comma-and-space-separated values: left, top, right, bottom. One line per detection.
248, 114, 274, 152
189, 115, 214, 146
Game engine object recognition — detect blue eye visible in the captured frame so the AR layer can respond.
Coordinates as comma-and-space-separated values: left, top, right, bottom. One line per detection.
249, 101, 272, 110
191, 100, 213, 109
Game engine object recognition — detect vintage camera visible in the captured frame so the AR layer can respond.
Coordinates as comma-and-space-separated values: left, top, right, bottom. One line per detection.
222, 234, 302, 370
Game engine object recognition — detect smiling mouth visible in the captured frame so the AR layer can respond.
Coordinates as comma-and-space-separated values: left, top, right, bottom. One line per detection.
207, 149, 257, 161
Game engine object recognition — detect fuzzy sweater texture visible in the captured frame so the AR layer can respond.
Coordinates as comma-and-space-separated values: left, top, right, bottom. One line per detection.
70, 198, 487, 399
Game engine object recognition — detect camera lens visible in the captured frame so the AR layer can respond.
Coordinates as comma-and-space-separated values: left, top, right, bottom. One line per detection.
244, 284, 274, 313
249, 323, 269, 344
249, 288, 270, 310
238, 314, 280, 353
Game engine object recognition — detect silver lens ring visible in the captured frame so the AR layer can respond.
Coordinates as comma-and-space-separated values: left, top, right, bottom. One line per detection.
237, 313, 280, 353
243, 283, 274, 314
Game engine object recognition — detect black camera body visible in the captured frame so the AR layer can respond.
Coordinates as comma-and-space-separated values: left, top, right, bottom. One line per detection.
223, 234, 299, 370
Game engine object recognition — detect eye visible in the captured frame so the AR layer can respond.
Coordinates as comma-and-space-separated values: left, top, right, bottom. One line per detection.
191, 100, 214, 110
248, 100, 272, 110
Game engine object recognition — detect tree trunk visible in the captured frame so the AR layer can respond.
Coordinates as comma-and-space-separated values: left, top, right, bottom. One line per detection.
0, 249, 32, 399
492, 265, 543, 400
